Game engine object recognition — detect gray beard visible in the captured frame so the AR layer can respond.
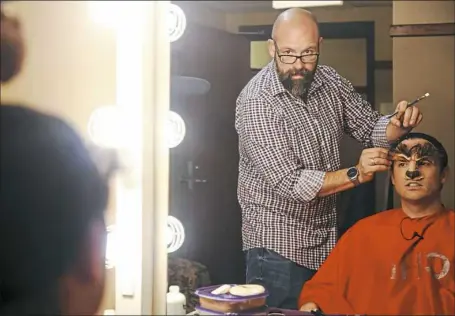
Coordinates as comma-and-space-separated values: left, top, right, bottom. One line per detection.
290, 81, 310, 100
275, 60, 317, 100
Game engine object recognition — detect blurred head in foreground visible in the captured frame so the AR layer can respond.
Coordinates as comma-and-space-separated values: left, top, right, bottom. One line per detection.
0, 105, 111, 315
1, 4, 111, 315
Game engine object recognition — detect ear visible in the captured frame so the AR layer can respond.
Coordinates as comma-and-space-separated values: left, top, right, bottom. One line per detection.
267, 38, 275, 59
72, 219, 107, 283
59, 219, 107, 315
391, 170, 396, 186
440, 166, 449, 184
318, 37, 323, 51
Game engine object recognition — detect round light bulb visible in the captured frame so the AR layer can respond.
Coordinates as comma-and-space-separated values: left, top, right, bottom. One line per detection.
167, 216, 185, 253
88, 1, 147, 29
87, 106, 140, 149
166, 225, 173, 246
105, 225, 117, 269
166, 111, 186, 148
168, 4, 186, 42
88, 106, 123, 148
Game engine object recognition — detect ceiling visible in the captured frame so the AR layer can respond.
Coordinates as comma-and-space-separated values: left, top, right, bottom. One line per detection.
197, 1, 392, 13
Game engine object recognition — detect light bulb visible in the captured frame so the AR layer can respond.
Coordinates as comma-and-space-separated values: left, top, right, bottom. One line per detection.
167, 216, 185, 253
168, 4, 186, 42
105, 225, 117, 269
166, 225, 173, 246
87, 106, 140, 149
166, 111, 186, 148
272, 1, 343, 9
88, 1, 147, 29
88, 106, 123, 148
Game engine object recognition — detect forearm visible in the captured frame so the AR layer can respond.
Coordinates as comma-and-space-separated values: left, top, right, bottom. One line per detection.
284, 168, 358, 202
317, 168, 355, 197
369, 116, 392, 147
275, 168, 355, 202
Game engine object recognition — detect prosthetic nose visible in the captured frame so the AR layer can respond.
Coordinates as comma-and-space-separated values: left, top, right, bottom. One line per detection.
405, 160, 422, 180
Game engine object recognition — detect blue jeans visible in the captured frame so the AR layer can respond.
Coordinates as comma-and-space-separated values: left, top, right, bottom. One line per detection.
245, 248, 317, 309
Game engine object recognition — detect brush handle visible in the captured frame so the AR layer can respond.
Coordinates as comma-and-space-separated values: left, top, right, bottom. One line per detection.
390, 99, 420, 117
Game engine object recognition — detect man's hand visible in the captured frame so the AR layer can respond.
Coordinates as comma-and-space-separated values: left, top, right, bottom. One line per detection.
390, 100, 423, 129
387, 100, 423, 142
357, 148, 391, 184
300, 302, 320, 312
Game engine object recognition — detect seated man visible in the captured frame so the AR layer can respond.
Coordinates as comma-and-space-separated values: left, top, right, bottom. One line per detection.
298, 132, 454, 315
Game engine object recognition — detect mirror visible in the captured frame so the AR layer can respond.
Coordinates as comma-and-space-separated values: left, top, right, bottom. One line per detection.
167, 1, 393, 314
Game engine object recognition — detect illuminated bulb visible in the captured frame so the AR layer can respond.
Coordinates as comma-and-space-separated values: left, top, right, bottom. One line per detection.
105, 225, 117, 269
166, 111, 186, 148
272, 1, 343, 9
168, 3, 186, 42
88, 106, 123, 148
167, 216, 185, 253
88, 1, 147, 29
87, 106, 140, 149
89, 1, 123, 28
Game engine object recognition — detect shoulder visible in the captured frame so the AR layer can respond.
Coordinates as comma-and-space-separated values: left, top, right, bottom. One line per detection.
348, 208, 403, 233
316, 65, 354, 91
443, 209, 455, 225
316, 65, 341, 84
236, 69, 280, 120
237, 63, 278, 107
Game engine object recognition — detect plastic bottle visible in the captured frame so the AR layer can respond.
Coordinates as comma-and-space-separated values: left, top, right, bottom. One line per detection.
166, 285, 187, 315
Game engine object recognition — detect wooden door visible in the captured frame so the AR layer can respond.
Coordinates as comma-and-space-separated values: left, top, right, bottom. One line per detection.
169, 24, 251, 284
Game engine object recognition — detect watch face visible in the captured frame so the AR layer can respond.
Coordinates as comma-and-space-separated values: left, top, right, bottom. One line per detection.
347, 167, 358, 179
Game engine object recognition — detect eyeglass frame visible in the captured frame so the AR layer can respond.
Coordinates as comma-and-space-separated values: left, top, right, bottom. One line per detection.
272, 39, 320, 65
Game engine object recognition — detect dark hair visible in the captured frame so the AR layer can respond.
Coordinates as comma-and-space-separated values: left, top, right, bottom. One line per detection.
390, 132, 449, 170
0, 106, 109, 310
1, 3, 25, 83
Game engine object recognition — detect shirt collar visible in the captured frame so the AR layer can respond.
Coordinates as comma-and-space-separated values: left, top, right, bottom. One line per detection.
266, 60, 324, 97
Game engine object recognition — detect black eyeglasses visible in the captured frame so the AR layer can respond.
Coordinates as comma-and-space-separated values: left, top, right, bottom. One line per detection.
273, 40, 319, 64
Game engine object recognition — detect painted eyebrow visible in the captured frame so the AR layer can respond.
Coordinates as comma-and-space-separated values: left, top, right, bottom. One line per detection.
416, 157, 434, 163
393, 155, 435, 165
392, 154, 410, 161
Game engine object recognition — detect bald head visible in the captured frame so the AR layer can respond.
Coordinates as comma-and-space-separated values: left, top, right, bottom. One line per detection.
267, 8, 321, 99
272, 8, 319, 40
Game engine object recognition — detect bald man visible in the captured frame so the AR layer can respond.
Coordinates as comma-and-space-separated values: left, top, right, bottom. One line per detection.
235, 8, 424, 308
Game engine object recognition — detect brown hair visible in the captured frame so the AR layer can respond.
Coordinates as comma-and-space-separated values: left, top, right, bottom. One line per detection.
1, 4, 25, 83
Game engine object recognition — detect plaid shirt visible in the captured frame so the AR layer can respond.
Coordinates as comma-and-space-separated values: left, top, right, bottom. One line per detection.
235, 61, 390, 270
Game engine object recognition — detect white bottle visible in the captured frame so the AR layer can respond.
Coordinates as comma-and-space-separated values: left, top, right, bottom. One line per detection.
166, 285, 186, 315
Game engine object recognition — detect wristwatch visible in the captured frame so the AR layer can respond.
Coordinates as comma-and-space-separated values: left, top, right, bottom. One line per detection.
347, 166, 360, 186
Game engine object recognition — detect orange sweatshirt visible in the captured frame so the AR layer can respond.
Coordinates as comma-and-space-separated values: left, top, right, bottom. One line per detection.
299, 208, 454, 315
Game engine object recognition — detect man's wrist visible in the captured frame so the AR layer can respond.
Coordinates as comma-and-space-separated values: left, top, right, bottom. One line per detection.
347, 166, 360, 186
386, 121, 412, 143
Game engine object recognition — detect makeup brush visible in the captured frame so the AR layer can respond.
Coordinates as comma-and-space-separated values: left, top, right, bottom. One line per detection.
391, 93, 430, 117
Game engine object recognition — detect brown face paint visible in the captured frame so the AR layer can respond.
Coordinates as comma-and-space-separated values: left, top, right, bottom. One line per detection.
390, 143, 440, 179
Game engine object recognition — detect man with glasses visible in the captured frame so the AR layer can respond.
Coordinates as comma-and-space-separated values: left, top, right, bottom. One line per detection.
235, 8, 424, 308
